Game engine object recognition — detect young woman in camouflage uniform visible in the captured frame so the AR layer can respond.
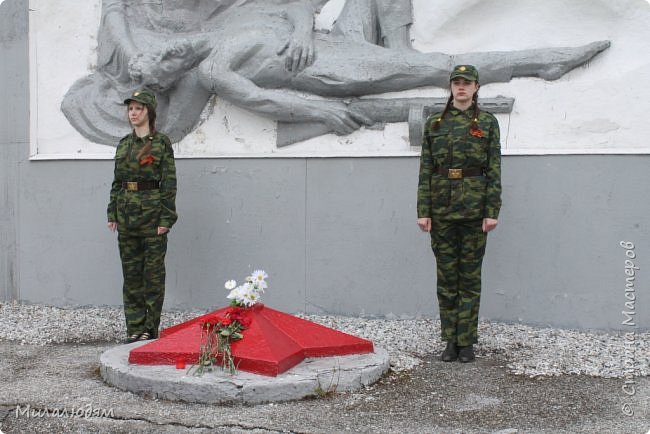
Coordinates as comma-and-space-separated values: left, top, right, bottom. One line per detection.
417, 65, 501, 363
107, 90, 178, 343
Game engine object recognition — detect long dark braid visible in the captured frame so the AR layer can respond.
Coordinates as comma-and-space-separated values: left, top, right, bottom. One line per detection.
470, 92, 481, 132
431, 95, 454, 130
135, 103, 157, 160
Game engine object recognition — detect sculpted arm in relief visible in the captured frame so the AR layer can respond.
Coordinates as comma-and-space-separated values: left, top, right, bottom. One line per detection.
197, 60, 373, 135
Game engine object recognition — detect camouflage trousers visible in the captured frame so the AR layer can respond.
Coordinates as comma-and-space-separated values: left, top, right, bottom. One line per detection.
430, 219, 487, 346
118, 233, 168, 337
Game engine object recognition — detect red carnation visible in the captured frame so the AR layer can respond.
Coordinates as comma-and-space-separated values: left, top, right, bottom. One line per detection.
232, 314, 251, 328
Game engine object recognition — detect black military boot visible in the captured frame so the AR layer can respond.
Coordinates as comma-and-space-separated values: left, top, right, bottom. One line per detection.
458, 345, 475, 363
125, 333, 141, 344
441, 341, 458, 362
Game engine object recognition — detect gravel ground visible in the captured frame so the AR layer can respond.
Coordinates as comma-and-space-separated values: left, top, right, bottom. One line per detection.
1, 301, 648, 378
1, 302, 649, 433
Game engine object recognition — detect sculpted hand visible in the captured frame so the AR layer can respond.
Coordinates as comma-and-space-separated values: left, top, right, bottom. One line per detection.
314, 100, 373, 136
482, 218, 498, 233
277, 32, 315, 73
417, 218, 431, 232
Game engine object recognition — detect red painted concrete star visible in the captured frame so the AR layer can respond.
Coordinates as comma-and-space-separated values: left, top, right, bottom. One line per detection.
129, 304, 374, 376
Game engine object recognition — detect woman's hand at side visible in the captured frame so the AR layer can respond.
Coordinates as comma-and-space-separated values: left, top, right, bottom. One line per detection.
482, 218, 498, 233
417, 217, 432, 232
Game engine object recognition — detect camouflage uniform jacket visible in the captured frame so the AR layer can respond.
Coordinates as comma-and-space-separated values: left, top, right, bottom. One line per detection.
417, 105, 501, 221
107, 131, 177, 236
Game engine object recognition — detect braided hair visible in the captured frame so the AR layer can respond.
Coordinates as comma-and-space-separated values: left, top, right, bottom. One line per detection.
469, 92, 480, 132
431, 94, 453, 131
135, 103, 157, 160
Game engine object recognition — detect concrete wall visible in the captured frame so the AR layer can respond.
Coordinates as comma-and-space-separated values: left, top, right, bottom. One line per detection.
1, 0, 648, 330
0, 0, 26, 302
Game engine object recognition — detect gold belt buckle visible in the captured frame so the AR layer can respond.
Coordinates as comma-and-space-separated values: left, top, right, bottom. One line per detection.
448, 168, 462, 179
126, 182, 138, 191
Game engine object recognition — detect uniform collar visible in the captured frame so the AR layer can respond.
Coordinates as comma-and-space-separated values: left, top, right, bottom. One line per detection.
130, 130, 154, 142
449, 103, 476, 117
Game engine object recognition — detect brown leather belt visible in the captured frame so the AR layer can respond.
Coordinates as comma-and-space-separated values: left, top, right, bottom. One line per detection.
121, 181, 160, 191
436, 167, 484, 179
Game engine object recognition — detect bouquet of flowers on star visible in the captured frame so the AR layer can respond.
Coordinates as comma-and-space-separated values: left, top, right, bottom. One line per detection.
194, 269, 268, 375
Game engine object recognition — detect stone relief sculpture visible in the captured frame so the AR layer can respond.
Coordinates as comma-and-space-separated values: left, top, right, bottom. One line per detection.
61, 0, 610, 148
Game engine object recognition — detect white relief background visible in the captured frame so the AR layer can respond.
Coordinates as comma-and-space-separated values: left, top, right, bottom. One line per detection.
28, 0, 650, 159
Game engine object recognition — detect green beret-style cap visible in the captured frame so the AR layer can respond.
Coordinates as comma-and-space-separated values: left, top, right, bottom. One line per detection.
124, 89, 157, 110
449, 65, 479, 82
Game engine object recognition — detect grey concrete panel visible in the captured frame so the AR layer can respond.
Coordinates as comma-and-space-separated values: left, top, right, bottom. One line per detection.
304, 157, 437, 317
481, 155, 650, 330
163, 159, 308, 313
9, 154, 650, 330
0, 0, 28, 301
15, 161, 122, 305
303, 156, 650, 330
15, 159, 308, 313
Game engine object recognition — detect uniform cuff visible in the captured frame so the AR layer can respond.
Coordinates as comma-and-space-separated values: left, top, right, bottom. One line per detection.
485, 208, 500, 220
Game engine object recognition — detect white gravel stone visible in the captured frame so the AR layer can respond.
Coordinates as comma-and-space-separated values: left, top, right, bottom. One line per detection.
1, 301, 647, 379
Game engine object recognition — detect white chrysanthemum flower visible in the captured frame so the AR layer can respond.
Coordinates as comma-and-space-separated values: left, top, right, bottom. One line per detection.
224, 269, 268, 307
239, 291, 258, 307
226, 285, 244, 301
252, 270, 268, 282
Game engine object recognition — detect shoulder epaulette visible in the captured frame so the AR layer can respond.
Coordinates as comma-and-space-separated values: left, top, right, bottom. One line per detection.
478, 110, 498, 120
426, 112, 443, 124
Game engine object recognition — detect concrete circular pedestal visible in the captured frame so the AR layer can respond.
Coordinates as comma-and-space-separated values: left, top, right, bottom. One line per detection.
100, 341, 390, 404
